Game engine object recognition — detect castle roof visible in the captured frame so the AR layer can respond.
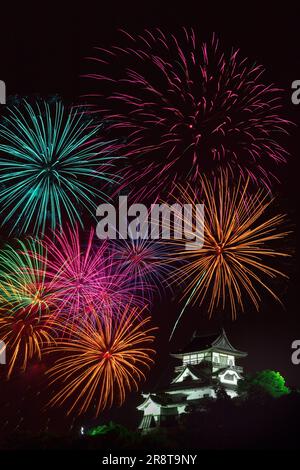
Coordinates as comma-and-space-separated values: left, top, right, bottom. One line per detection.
137, 393, 187, 411
171, 329, 247, 358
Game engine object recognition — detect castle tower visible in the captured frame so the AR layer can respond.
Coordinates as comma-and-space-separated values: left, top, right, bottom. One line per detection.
137, 329, 247, 431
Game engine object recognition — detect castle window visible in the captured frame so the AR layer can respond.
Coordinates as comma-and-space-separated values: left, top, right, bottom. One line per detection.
183, 355, 190, 364
219, 354, 228, 366
224, 373, 235, 381
190, 354, 197, 364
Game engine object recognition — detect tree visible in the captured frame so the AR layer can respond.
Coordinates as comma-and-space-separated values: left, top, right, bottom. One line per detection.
239, 370, 290, 399
86, 421, 131, 438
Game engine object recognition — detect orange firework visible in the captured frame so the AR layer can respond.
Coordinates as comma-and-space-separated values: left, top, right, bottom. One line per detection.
46, 304, 156, 416
0, 238, 57, 377
168, 175, 290, 334
0, 309, 54, 378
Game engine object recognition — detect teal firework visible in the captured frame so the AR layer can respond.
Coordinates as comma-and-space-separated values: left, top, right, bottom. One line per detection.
0, 100, 120, 235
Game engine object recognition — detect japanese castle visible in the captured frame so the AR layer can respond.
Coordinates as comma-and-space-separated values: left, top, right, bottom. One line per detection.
138, 329, 247, 431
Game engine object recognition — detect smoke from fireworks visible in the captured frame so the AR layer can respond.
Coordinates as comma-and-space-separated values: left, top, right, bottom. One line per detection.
85, 28, 291, 196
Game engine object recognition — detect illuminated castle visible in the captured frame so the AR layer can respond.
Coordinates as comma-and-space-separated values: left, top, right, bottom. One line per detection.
137, 329, 247, 431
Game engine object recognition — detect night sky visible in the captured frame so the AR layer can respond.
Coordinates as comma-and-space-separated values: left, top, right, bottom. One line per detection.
0, 3, 299, 437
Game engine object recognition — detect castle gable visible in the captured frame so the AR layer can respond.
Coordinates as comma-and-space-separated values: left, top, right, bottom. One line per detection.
172, 365, 204, 384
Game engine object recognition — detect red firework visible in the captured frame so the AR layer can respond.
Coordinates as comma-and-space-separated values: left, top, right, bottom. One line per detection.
84, 28, 291, 196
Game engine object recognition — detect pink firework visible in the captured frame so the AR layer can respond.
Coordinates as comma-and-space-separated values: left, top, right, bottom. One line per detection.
39, 226, 143, 325
84, 28, 291, 195
111, 236, 173, 302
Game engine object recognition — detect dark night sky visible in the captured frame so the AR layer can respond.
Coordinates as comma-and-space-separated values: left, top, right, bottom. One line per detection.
0, 2, 299, 436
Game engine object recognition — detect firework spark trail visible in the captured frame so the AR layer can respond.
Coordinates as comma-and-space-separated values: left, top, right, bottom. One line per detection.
39, 225, 145, 326
0, 238, 57, 377
84, 28, 291, 197
110, 211, 175, 301
0, 238, 55, 315
0, 99, 120, 235
0, 309, 54, 379
166, 174, 290, 332
46, 304, 156, 416
111, 238, 171, 300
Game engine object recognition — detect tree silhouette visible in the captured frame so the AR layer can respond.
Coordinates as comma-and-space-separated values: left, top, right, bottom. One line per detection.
239, 370, 290, 399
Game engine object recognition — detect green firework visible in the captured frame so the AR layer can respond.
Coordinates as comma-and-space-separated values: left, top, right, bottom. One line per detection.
0, 238, 52, 315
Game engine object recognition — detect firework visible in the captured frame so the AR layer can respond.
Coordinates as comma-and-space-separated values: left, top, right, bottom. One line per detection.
40, 225, 143, 324
0, 99, 120, 235
85, 28, 291, 195
111, 227, 173, 301
168, 175, 290, 335
46, 304, 156, 416
0, 238, 54, 315
0, 238, 56, 377
0, 310, 53, 378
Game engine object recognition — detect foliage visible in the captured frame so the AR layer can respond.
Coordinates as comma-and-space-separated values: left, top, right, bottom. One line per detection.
239, 370, 290, 398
